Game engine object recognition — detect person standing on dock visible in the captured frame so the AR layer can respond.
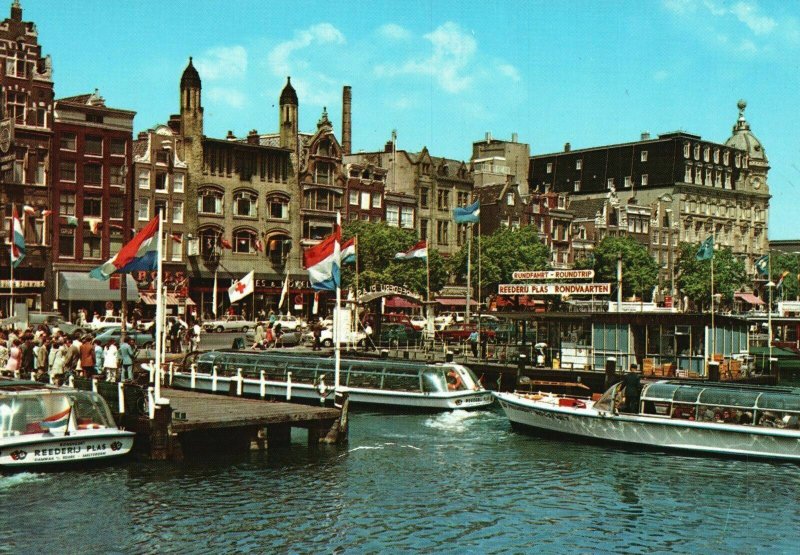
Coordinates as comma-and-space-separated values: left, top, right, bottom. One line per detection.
469, 330, 479, 358
79, 336, 95, 378
103, 340, 119, 382
119, 337, 135, 382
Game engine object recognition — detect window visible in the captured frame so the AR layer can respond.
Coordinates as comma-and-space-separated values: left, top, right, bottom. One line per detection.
715, 172, 722, 188
641, 174, 648, 186
155, 172, 168, 192
200, 228, 220, 257
33, 106, 46, 127
574, 180, 581, 192
234, 229, 257, 254
724, 172, 731, 188
199, 189, 223, 214
723, 151, 730, 166
6, 91, 26, 123
302, 219, 334, 240
83, 223, 102, 259
436, 220, 449, 245
420, 187, 429, 208
171, 233, 183, 261
457, 223, 468, 246
315, 162, 332, 185
5, 54, 26, 78
437, 190, 450, 210
138, 170, 150, 189
35, 161, 45, 185
558, 195, 566, 209
372, 193, 382, 209
110, 164, 125, 186
60, 193, 76, 216
155, 150, 169, 165
59, 161, 76, 182
303, 189, 340, 211
13, 158, 23, 183
173, 201, 184, 223
713, 149, 720, 164
694, 167, 702, 185
684, 143, 690, 158
420, 218, 429, 241
86, 114, 104, 124
360, 192, 370, 210
624, 176, 632, 188
109, 197, 123, 220
153, 200, 168, 224
641, 150, 648, 162
684, 166, 692, 183
173, 173, 184, 193
59, 228, 74, 258
268, 234, 291, 266
386, 204, 399, 227
268, 195, 289, 219
457, 192, 470, 207
546, 163, 553, 174
84, 197, 102, 218
735, 153, 741, 168
138, 198, 149, 221
507, 192, 515, 206
84, 164, 102, 186
607, 178, 614, 189
694, 144, 700, 160
703, 147, 710, 162
85, 136, 102, 156
349, 190, 358, 205
705, 168, 712, 186
110, 138, 126, 156
110, 228, 123, 255
60, 133, 77, 151
400, 207, 414, 229
576, 159, 582, 170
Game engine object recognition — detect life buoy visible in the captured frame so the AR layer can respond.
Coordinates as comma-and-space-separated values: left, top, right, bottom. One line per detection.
447, 369, 462, 391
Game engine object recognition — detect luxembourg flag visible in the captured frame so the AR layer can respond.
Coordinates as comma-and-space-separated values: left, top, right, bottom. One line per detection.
89, 215, 159, 280
303, 228, 341, 291
395, 240, 427, 260
341, 237, 356, 264
10, 206, 25, 268
41, 407, 71, 431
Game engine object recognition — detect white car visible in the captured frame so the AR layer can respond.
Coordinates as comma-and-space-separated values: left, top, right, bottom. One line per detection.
89, 315, 125, 331
203, 315, 256, 333
305, 328, 366, 347
272, 315, 306, 331
410, 315, 427, 330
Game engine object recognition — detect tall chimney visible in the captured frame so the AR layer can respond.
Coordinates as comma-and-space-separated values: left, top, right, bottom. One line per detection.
342, 85, 352, 155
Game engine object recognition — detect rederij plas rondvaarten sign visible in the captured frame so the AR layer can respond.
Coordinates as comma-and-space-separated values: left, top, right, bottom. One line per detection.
498, 283, 611, 295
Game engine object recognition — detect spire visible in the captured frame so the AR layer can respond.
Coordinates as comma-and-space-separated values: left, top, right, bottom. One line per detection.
10, 0, 21, 22
317, 106, 331, 129
725, 99, 767, 163
180, 57, 201, 90
280, 76, 298, 106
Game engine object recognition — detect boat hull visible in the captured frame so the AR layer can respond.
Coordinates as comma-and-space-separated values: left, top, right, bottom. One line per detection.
0, 430, 135, 469
171, 372, 494, 411
495, 392, 800, 461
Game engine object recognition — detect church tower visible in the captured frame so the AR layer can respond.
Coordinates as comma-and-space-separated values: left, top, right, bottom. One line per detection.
180, 57, 203, 138
279, 76, 298, 151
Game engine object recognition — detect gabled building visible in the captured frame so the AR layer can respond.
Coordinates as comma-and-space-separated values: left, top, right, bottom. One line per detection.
526, 191, 573, 268
474, 178, 527, 236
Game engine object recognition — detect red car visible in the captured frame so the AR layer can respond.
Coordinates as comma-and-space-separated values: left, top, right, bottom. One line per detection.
435, 323, 496, 343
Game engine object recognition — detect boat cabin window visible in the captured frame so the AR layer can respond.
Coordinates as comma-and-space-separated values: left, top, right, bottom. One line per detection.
593, 383, 620, 412
422, 369, 448, 393
0, 392, 113, 436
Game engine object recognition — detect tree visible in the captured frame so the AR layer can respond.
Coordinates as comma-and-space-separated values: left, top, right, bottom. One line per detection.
341, 221, 447, 297
675, 242, 747, 310
450, 225, 550, 291
591, 236, 659, 300
769, 252, 800, 302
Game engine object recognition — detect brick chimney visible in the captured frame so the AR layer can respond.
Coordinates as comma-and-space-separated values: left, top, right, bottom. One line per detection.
342, 85, 352, 155
247, 129, 259, 144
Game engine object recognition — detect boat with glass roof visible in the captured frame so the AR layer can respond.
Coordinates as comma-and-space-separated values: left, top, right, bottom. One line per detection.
172, 351, 494, 410
495, 380, 800, 460
0, 380, 135, 469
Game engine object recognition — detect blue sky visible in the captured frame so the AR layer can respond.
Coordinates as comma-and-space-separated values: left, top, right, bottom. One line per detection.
24, 0, 800, 239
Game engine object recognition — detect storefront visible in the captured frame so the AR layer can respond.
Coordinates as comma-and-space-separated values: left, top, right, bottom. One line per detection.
189, 275, 316, 321
56, 271, 138, 320
0, 278, 46, 317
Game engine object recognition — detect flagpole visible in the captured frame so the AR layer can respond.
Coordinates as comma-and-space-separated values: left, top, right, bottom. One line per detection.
9, 247, 13, 322
354, 235, 360, 309
212, 269, 218, 318
477, 220, 482, 343
334, 212, 342, 392
154, 208, 164, 402
466, 225, 472, 323
710, 228, 715, 361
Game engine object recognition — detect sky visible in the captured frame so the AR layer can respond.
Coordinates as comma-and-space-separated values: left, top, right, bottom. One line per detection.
21, 0, 800, 239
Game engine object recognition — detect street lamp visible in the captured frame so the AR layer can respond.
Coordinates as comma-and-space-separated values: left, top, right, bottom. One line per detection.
767, 280, 775, 375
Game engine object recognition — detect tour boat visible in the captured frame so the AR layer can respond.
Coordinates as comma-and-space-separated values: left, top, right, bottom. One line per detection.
0, 380, 135, 469
495, 380, 800, 461
171, 351, 494, 410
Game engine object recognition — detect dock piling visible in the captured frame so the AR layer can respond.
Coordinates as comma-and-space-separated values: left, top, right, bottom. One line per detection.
212, 366, 218, 392
190, 364, 196, 388
236, 368, 243, 396
259, 370, 266, 398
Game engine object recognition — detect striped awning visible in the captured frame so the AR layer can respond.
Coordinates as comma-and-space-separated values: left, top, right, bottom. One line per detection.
139, 292, 195, 306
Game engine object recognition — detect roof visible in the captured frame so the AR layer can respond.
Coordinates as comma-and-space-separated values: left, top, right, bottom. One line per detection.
280, 76, 298, 105
181, 57, 201, 89
725, 100, 767, 163
475, 182, 507, 204
734, 292, 764, 305
569, 198, 607, 219
132, 139, 148, 159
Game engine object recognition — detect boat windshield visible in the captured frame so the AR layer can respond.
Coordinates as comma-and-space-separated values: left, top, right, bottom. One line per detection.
594, 383, 621, 412
0, 391, 115, 437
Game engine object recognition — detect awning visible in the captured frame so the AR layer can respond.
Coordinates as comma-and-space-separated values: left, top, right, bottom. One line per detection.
735, 292, 764, 305
385, 296, 420, 309
58, 272, 139, 302
435, 297, 480, 307
139, 292, 196, 306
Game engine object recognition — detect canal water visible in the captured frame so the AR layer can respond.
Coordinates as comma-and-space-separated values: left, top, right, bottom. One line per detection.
2, 407, 800, 554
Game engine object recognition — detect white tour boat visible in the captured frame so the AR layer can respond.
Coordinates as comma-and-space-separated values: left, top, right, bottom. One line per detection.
0, 380, 135, 469
495, 380, 800, 461
172, 351, 494, 410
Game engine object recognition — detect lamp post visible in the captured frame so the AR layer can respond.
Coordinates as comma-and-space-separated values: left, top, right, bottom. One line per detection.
767, 280, 775, 375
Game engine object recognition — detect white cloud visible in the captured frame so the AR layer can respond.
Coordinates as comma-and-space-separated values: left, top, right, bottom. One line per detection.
388, 96, 413, 110
378, 23, 411, 41
653, 69, 669, 81
195, 46, 247, 81
268, 23, 346, 76
730, 2, 776, 35
207, 87, 246, 109
498, 63, 521, 82
663, 0, 696, 15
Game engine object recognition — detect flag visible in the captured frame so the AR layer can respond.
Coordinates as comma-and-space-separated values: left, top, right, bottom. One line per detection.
228, 270, 255, 303
776, 270, 790, 291
341, 236, 356, 264
395, 240, 427, 260
87, 217, 102, 235
64, 215, 78, 227
42, 209, 53, 217
219, 236, 233, 249
170, 233, 182, 243
279, 274, 290, 308
312, 291, 319, 315
22, 205, 36, 216
10, 206, 25, 269
303, 228, 341, 291
755, 254, 769, 277
254, 238, 264, 252
453, 200, 480, 224
89, 215, 159, 280
695, 236, 714, 261
41, 407, 71, 431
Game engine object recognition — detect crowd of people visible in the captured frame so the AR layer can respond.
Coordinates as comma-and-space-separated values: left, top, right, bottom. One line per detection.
0, 325, 138, 386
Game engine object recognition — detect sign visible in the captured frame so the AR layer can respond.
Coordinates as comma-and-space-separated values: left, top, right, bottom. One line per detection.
664, 295, 673, 308
498, 283, 611, 296
357, 284, 423, 303
512, 269, 595, 280
0, 280, 45, 289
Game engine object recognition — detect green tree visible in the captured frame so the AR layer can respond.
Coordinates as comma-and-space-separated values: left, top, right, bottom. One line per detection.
341, 221, 447, 296
675, 242, 747, 310
769, 252, 800, 301
450, 225, 550, 291
592, 236, 659, 300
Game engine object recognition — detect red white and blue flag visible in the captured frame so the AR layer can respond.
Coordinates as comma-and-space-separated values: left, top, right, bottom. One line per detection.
303, 227, 341, 291
41, 407, 71, 430
10, 205, 25, 268
89, 215, 159, 280
341, 236, 356, 264
395, 240, 427, 260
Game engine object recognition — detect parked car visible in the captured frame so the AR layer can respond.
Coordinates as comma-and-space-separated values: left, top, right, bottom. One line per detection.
245, 328, 303, 347
89, 315, 126, 332
94, 328, 155, 348
435, 323, 496, 343
28, 312, 87, 336
304, 328, 366, 348
409, 315, 427, 331
272, 314, 307, 331
202, 315, 256, 333
377, 323, 421, 345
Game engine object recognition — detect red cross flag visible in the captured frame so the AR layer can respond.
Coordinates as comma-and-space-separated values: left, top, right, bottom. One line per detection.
228, 270, 255, 303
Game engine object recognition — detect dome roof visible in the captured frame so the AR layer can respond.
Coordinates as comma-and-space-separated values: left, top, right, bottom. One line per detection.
280, 76, 298, 106
725, 99, 767, 163
180, 57, 201, 90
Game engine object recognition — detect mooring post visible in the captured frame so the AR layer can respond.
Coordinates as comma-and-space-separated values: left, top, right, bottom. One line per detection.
236, 368, 243, 396
68, 374, 74, 388
212, 365, 218, 392
29, 372, 35, 381
287, 371, 292, 401
118, 382, 125, 414
259, 370, 266, 398
190, 363, 197, 389
168, 362, 174, 385
148, 386, 156, 420
92, 377, 98, 393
